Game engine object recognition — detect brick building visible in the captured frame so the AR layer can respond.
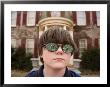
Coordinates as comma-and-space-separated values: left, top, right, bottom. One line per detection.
11, 11, 100, 67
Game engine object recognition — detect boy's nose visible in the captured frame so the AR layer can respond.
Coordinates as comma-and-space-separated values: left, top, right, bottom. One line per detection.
55, 47, 63, 55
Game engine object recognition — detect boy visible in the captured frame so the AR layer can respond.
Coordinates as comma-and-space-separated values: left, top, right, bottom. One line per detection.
26, 28, 80, 77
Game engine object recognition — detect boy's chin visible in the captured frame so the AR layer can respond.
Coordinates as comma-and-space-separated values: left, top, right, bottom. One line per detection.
52, 64, 66, 69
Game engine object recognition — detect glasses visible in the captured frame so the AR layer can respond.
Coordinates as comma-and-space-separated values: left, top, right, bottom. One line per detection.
43, 43, 74, 54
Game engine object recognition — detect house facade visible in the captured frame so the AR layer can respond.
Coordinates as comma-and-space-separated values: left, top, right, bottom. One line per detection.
11, 11, 100, 67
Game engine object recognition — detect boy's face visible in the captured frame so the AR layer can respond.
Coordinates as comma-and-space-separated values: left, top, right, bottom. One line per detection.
41, 46, 72, 69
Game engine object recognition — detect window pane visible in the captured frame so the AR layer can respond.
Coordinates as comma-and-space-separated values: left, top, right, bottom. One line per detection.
79, 39, 87, 48
26, 39, 34, 53
27, 48, 33, 53
27, 11, 36, 26
77, 11, 86, 25
11, 11, 17, 27
79, 39, 87, 58
26, 39, 34, 48
11, 39, 16, 48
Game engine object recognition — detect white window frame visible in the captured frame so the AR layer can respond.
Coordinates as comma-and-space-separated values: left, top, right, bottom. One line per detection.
11, 39, 17, 48
26, 39, 34, 54
27, 11, 36, 26
11, 11, 17, 27
76, 11, 86, 26
96, 11, 100, 26
51, 11, 61, 17
79, 39, 87, 58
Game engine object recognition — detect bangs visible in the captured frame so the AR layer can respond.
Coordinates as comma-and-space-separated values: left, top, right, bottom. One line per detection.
41, 28, 72, 45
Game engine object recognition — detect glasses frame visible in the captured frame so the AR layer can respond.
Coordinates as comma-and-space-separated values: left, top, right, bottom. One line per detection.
43, 43, 74, 54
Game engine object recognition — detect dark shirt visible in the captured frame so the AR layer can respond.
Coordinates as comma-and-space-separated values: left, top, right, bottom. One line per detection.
26, 65, 80, 77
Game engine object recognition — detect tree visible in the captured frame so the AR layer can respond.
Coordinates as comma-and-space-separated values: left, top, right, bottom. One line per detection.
11, 46, 33, 71
80, 48, 100, 71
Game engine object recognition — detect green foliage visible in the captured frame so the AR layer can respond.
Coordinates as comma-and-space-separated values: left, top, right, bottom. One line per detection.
11, 47, 33, 71
80, 48, 100, 71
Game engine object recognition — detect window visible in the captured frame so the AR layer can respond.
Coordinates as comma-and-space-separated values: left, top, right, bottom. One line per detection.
16, 39, 21, 47
11, 11, 17, 27
79, 39, 87, 58
27, 11, 36, 26
51, 11, 61, 17
26, 39, 34, 53
96, 11, 100, 26
11, 39, 16, 48
76, 11, 86, 25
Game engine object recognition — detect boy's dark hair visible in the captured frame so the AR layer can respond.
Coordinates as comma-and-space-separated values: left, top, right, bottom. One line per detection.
38, 28, 78, 63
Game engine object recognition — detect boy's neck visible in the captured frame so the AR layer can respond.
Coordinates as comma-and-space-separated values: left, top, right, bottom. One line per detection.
43, 65, 66, 77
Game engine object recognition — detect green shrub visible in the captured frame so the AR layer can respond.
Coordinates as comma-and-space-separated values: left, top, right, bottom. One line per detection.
11, 47, 33, 71
80, 48, 100, 71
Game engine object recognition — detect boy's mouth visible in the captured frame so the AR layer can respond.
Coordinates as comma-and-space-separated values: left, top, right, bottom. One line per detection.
53, 58, 64, 61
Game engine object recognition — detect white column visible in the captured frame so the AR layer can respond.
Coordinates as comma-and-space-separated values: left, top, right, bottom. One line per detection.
63, 26, 66, 30
69, 30, 73, 39
44, 25, 48, 31
39, 31, 43, 38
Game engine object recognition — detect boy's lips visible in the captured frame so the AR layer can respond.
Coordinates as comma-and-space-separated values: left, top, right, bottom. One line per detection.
53, 58, 64, 61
